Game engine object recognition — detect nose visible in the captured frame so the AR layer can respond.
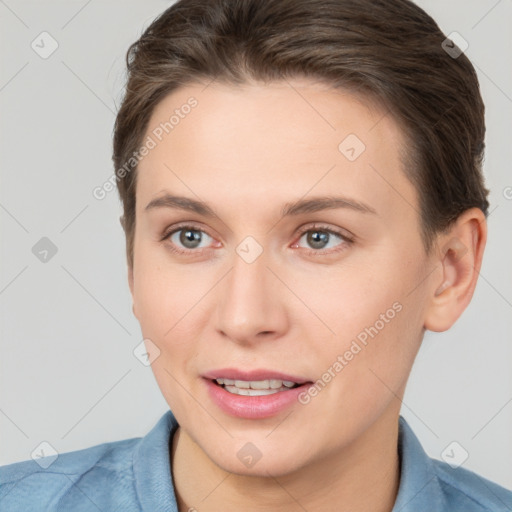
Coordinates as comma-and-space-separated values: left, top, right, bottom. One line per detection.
215, 248, 289, 346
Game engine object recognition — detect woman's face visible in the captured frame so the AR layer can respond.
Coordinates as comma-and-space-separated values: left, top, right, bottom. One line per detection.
129, 79, 435, 476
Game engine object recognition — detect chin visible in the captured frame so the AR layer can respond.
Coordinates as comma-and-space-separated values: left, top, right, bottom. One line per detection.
216, 451, 306, 479
197, 433, 314, 479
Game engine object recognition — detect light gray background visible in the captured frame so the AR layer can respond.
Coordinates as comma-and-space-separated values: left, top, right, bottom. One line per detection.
1, 0, 511, 490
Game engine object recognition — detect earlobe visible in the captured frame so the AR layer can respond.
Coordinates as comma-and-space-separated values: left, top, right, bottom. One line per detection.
128, 265, 138, 319
128, 265, 134, 296
424, 208, 487, 332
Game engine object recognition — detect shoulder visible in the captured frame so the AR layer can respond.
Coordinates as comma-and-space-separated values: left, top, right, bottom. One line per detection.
395, 416, 512, 512
0, 436, 141, 511
431, 458, 512, 512
0, 410, 178, 512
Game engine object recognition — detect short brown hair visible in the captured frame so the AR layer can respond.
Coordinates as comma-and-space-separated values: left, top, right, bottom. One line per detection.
113, 0, 489, 268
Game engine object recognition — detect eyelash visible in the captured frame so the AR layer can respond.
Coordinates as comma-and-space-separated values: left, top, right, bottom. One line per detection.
160, 222, 355, 257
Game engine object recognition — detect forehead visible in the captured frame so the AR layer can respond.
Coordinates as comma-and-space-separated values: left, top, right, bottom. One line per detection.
136, 79, 416, 223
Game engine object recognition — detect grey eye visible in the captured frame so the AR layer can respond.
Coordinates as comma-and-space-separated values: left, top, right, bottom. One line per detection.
299, 230, 343, 250
170, 228, 212, 250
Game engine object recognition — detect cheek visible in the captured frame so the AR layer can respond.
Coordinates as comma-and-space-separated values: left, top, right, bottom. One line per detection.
297, 257, 410, 340
131, 254, 206, 407
131, 246, 222, 400
132, 243, 211, 338
298, 292, 423, 444
308, 250, 426, 387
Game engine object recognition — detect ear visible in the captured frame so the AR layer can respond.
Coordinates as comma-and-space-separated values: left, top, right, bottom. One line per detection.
121, 214, 138, 319
128, 263, 134, 296
424, 208, 487, 332
127, 260, 138, 319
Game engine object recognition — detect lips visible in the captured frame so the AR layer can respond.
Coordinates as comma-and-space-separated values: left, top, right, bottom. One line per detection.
202, 368, 313, 418
202, 368, 310, 385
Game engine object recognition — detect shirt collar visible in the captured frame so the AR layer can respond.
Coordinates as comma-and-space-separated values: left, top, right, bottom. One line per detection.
392, 416, 446, 511
133, 410, 444, 512
133, 410, 180, 512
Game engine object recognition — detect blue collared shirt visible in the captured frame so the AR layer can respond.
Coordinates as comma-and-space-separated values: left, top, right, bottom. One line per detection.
1, 410, 511, 511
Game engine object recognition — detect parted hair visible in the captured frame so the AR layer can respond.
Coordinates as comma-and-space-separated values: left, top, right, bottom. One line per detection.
113, 0, 489, 268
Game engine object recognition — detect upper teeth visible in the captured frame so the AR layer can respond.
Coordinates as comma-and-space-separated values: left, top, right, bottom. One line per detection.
215, 378, 297, 389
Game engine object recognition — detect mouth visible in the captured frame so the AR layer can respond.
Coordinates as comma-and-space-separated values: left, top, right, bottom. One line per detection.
202, 368, 313, 418
212, 378, 301, 396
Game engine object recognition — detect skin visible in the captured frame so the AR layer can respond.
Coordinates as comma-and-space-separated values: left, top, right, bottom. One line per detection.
127, 78, 486, 512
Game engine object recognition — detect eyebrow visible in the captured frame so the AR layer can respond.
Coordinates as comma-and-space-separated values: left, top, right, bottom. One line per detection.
144, 193, 377, 217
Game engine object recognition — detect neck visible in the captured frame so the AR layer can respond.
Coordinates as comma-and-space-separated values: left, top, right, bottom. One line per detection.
170, 411, 401, 512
